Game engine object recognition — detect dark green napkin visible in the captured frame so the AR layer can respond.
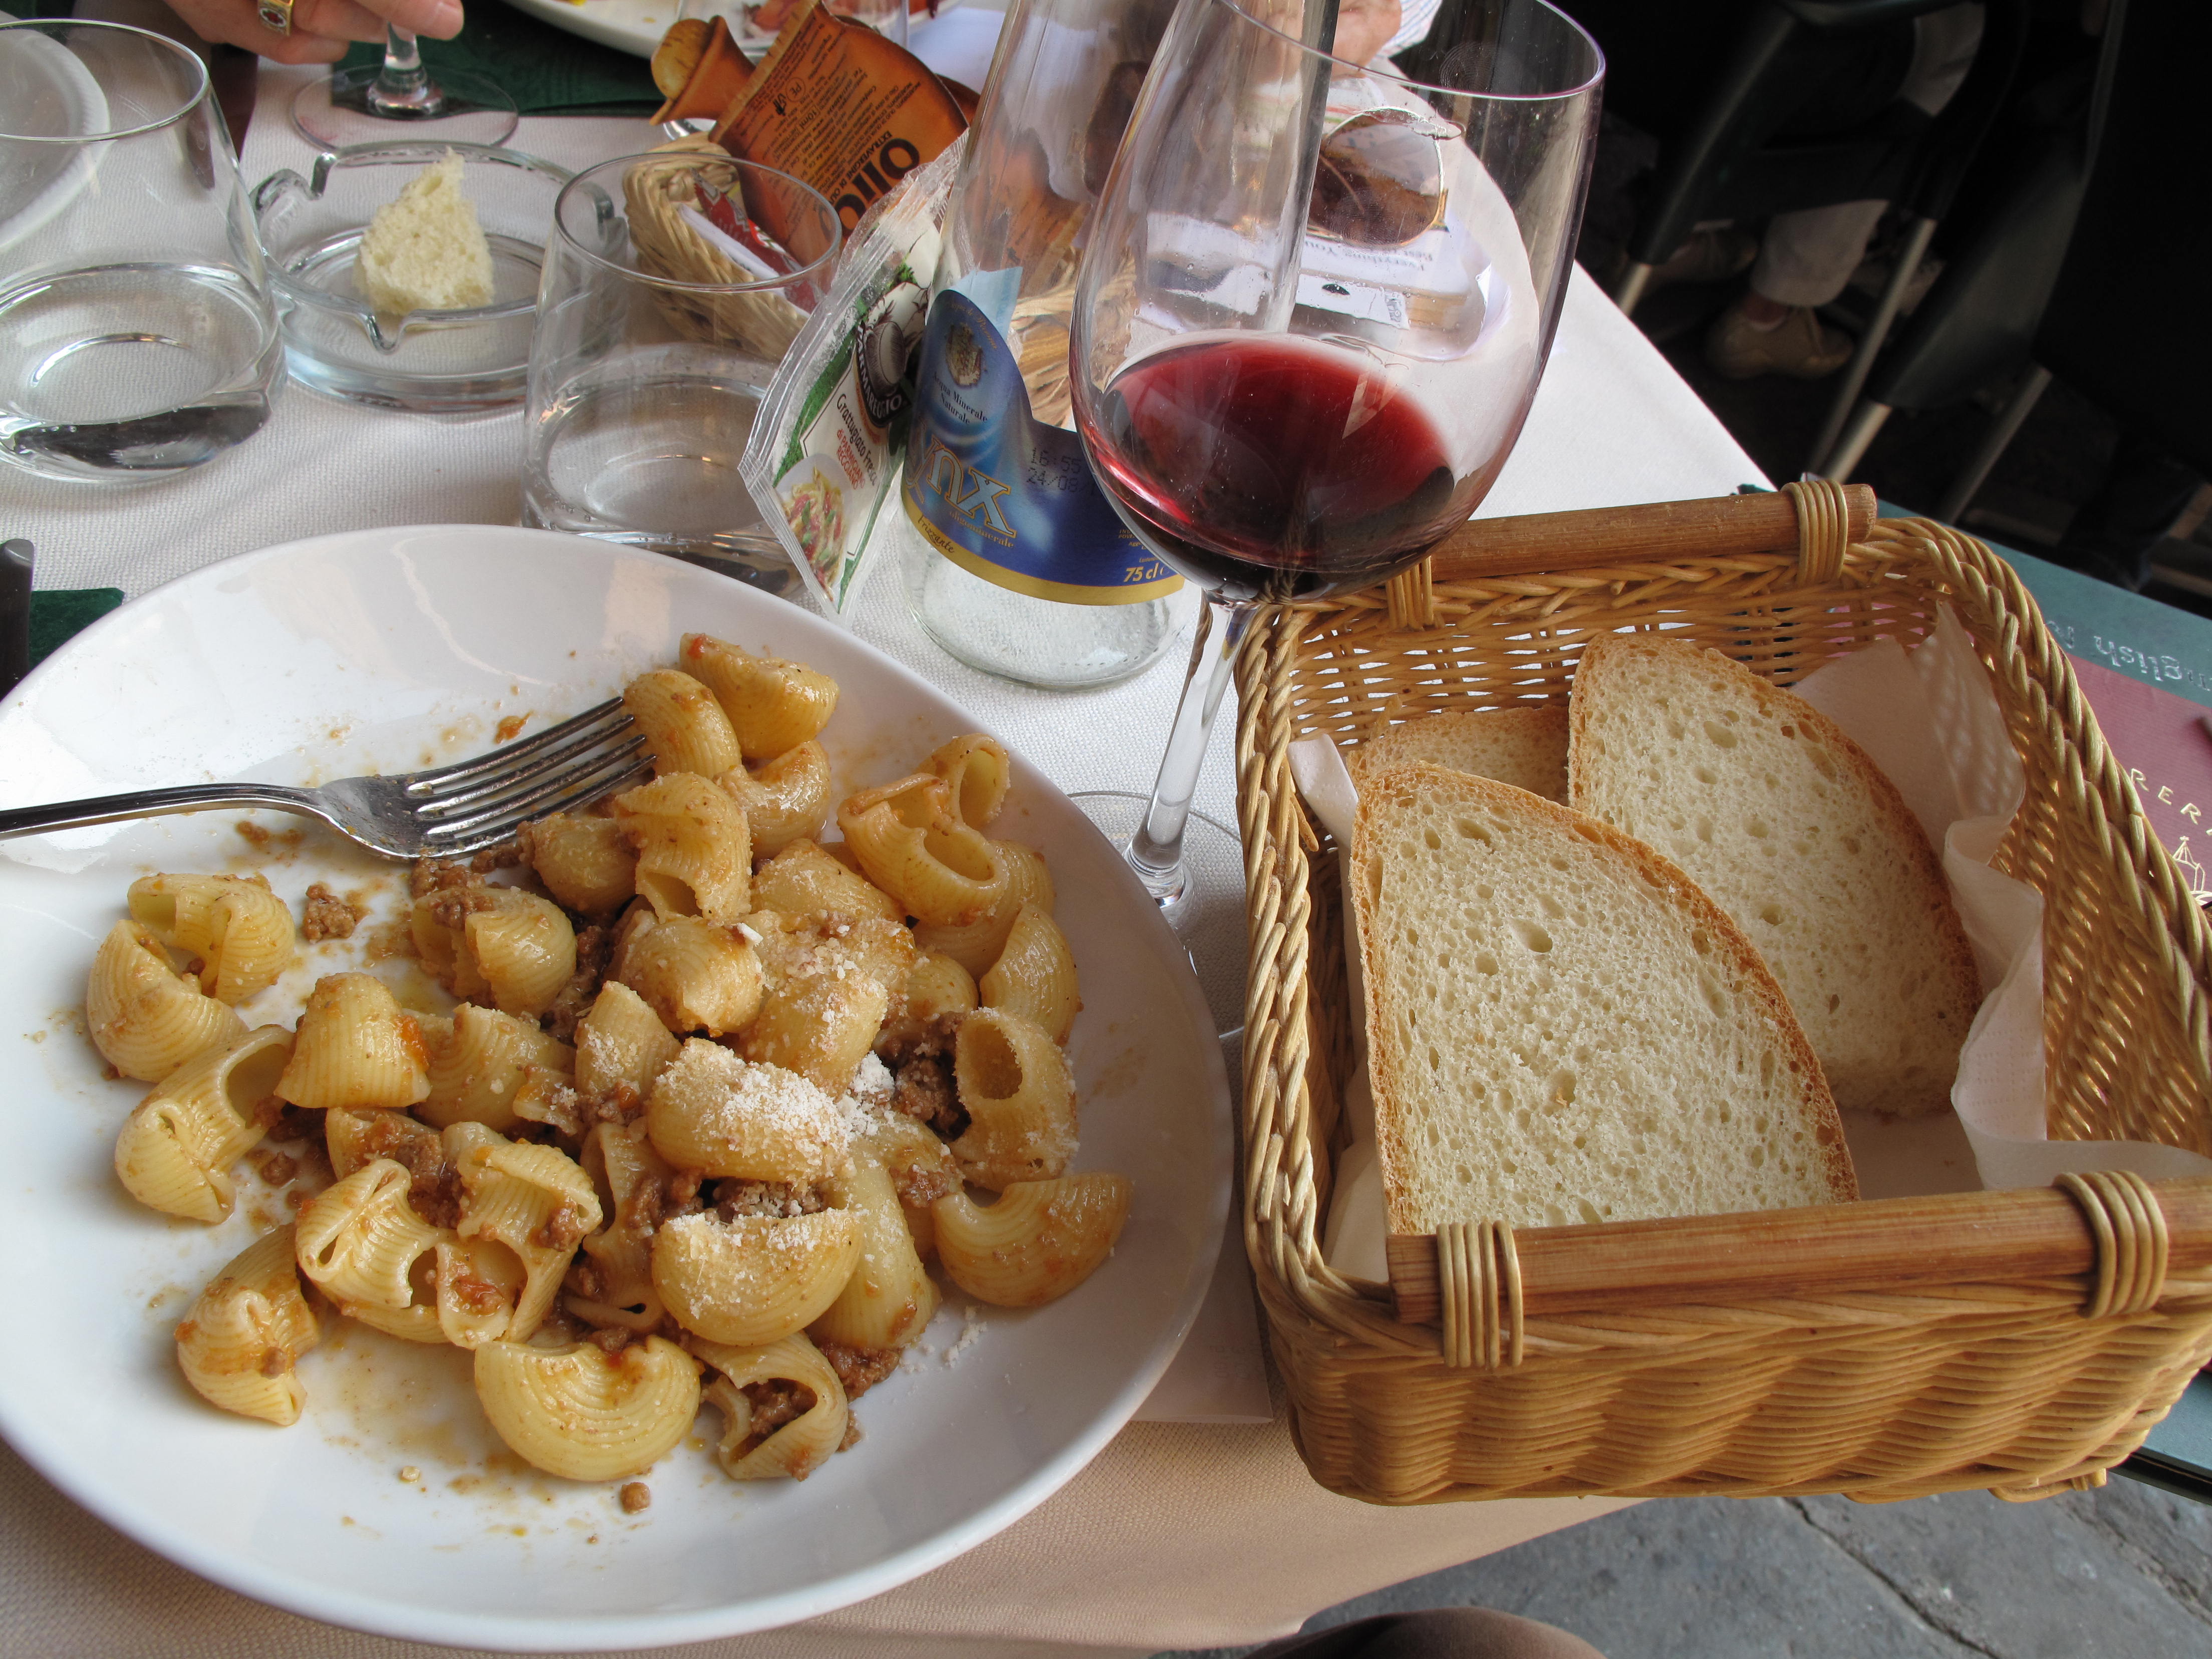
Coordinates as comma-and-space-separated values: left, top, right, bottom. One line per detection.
337, 0, 663, 117
29, 589, 123, 671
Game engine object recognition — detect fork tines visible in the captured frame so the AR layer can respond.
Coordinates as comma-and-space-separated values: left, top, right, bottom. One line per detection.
409, 698, 652, 850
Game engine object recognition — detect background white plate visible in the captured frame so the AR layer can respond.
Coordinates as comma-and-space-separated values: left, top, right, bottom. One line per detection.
0, 26, 109, 255
0, 526, 1231, 1650
495, 0, 1001, 90
498, 0, 687, 62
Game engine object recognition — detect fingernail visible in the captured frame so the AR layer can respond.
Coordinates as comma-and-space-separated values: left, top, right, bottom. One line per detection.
426, 1, 463, 36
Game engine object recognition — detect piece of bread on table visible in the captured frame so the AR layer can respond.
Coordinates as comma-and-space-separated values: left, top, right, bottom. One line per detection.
1345, 707, 1570, 802
1568, 633, 1979, 1117
354, 150, 495, 316
1354, 762, 1856, 1235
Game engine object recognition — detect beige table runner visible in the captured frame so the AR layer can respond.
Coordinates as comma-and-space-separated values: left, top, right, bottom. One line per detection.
3, 1416, 1637, 1657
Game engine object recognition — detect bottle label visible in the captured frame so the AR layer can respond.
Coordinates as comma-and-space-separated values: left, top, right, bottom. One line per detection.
902, 289, 1182, 606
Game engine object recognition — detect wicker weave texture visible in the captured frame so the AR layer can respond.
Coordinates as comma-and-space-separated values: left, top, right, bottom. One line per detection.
1233, 517, 2212, 1505
622, 139, 809, 363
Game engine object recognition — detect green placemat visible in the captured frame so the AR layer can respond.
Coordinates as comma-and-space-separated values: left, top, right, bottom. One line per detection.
28, 589, 123, 671
337, 0, 662, 116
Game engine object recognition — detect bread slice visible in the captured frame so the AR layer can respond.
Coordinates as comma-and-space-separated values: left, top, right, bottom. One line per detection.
1345, 707, 1569, 802
1568, 633, 1979, 1116
354, 150, 495, 316
1354, 763, 1855, 1236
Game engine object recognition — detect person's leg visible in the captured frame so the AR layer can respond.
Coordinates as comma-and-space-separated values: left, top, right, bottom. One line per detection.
1709, 3, 1984, 377
1247, 1608, 1607, 1659
1708, 208, 1868, 377
1749, 0, 1985, 308
1747, 197, 1892, 314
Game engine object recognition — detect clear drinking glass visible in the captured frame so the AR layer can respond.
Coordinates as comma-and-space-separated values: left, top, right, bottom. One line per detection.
1069, 0, 1602, 924
293, 27, 518, 151
524, 152, 842, 595
0, 19, 283, 484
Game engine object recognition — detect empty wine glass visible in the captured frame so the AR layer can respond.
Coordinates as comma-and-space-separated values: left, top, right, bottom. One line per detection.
292, 25, 518, 150
1068, 0, 1601, 1021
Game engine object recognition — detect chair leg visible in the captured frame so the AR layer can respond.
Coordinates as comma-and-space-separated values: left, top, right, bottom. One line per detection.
2170, 481, 2212, 544
1819, 401, 1894, 485
1614, 262, 1654, 317
1936, 365, 2052, 524
1809, 215, 1938, 475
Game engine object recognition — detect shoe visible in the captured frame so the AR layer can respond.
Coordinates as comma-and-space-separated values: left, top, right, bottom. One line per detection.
1704, 301, 1854, 380
1647, 226, 1759, 289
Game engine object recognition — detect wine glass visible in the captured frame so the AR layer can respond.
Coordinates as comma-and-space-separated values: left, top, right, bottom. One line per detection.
292, 25, 518, 150
1068, 0, 1602, 988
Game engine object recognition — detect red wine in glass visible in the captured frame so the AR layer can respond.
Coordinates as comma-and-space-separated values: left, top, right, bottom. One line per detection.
1061, 0, 1600, 952
1076, 333, 1498, 602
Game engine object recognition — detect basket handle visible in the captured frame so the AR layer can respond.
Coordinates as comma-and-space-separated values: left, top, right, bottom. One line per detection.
1435, 1220, 1522, 1369
1408, 482, 1875, 590
1386, 1175, 2212, 1327
2058, 1169, 2171, 1318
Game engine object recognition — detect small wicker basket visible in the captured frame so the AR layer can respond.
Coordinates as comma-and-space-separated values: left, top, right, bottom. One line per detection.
623, 137, 809, 364
1231, 490, 2212, 1506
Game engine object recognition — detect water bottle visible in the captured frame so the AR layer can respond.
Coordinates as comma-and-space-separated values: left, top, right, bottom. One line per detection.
899, 0, 1190, 689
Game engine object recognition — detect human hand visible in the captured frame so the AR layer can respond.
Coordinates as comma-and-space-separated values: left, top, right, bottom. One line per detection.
164, 0, 463, 66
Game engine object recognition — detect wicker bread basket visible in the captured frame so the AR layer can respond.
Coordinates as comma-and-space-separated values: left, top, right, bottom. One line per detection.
1231, 487, 2212, 1506
623, 137, 810, 363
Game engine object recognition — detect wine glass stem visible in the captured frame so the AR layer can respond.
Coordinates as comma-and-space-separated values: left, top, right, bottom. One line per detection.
370, 27, 443, 118
1127, 598, 1253, 907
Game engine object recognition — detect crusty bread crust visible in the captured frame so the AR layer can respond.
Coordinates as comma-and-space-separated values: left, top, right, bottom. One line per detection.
1345, 707, 1571, 802
1354, 763, 1856, 1237
1567, 634, 1981, 1117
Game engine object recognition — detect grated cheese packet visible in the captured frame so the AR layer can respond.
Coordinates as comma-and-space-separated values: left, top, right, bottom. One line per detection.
739, 141, 963, 619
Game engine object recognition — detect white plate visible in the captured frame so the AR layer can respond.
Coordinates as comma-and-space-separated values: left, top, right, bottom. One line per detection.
0, 27, 109, 255
499, 0, 686, 62
498, 0, 996, 83
0, 526, 1231, 1650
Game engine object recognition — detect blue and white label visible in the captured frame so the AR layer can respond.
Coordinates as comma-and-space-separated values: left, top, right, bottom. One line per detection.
901, 289, 1182, 606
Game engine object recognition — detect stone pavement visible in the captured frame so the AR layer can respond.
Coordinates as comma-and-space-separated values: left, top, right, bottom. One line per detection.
1160, 1477, 2212, 1659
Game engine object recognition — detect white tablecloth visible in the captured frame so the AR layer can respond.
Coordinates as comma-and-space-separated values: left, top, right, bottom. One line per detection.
2, 65, 1765, 1659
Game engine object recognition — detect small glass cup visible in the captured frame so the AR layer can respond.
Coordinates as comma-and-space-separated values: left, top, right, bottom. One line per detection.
523, 152, 841, 595
0, 19, 283, 484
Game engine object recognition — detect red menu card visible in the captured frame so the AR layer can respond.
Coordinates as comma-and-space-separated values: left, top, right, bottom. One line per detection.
2070, 652, 2212, 904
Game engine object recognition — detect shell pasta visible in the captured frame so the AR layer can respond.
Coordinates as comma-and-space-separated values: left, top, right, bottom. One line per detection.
85, 631, 1131, 1501
114, 1026, 292, 1222
88, 920, 245, 1082
127, 873, 296, 1003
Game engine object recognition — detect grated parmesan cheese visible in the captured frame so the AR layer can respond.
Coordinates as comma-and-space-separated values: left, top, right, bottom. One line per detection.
652, 1041, 849, 1181
944, 1302, 987, 1366
833, 1050, 898, 1142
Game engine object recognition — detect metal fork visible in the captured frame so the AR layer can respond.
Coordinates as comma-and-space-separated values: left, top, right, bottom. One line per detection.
0, 698, 649, 859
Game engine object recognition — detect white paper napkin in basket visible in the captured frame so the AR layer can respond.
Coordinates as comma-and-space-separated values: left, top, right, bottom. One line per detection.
1296, 609, 2212, 1281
